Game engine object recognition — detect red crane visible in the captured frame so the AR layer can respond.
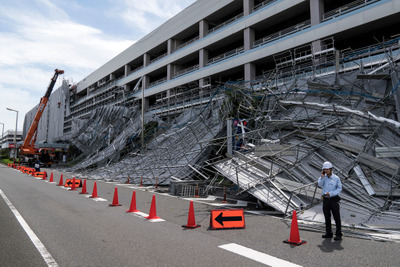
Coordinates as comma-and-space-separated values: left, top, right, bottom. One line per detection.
20, 69, 64, 155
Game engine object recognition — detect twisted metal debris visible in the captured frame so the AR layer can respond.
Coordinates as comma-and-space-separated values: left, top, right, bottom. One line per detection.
65, 37, 400, 240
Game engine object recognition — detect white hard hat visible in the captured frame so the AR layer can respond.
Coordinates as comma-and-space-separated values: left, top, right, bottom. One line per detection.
322, 161, 333, 169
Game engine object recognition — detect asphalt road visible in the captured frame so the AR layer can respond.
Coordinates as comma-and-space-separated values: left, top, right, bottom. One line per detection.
1, 165, 400, 267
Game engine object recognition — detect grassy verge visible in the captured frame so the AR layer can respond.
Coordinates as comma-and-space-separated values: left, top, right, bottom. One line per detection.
1, 158, 15, 165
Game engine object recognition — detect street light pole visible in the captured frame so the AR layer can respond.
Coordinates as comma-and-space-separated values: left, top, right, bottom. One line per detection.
0, 122, 4, 151
6, 108, 19, 161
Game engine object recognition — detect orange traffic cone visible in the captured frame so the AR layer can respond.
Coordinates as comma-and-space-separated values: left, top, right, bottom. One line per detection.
90, 182, 98, 198
283, 210, 306, 246
194, 184, 200, 198
222, 186, 227, 203
80, 180, 88, 194
70, 177, 77, 191
109, 187, 122, 206
42, 171, 47, 180
49, 172, 54, 183
182, 201, 201, 229
146, 195, 161, 220
126, 191, 140, 213
58, 174, 64, 186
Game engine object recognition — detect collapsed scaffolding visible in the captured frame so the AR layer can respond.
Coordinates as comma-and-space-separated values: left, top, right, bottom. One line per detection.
66, 36, 400, 240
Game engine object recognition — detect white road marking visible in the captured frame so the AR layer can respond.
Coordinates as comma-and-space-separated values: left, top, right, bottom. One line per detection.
0, 189, 59, 267
148, 218, 165, 222
84, 195, 107, 201
218, 243, 302, 267
128, 211, 165, 222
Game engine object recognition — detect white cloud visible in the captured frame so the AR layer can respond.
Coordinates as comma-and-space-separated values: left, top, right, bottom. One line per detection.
0, 1, 133, 131
0, 0, 196, 132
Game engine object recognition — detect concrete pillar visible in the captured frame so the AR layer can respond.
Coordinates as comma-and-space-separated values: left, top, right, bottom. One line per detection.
244, 27, 255, 51
143, 53, 151, 67
199, 78, 207, 88
310, 0, 324, 26
110, 73, 115, 81
167, 64, 175, 80
312, 40, 322, 53
168, 39, 177, 55
199, 20, 209, 38
143, 97, 149, 110
125, 64, 131, 76
143, 75, 150, 89
199, 49, 209, 68
244, 62, 256, 82
310, 0, 324, 55
243, 0, 254, 16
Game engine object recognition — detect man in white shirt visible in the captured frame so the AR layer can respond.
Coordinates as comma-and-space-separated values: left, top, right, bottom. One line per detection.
318, 161, 342, 241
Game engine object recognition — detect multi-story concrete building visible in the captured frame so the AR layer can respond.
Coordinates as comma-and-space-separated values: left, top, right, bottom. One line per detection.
0, 130, 23, 158
24, 0, 400, 140
23, 80, 70, 143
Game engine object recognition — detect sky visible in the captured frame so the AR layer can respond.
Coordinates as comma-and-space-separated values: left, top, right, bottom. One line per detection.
0, 0, 196, 134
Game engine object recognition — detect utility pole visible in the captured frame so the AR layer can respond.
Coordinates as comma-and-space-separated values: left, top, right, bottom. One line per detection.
141, 83, 145, 148
6, 108, 19, 160
0, 122, 4, 152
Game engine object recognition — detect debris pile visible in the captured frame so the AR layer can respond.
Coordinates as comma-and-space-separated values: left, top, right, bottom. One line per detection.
66, 37, 400, 239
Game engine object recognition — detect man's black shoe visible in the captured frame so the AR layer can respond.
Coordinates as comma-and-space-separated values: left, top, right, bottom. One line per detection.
334, 236, 342, 241
322, 233, 333, 238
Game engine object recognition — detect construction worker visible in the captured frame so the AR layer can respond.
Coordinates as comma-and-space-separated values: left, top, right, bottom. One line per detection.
34, 158, 41, 172
318, 161, 343, 241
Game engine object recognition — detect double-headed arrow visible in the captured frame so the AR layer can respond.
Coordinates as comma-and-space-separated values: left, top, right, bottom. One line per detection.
215, 212, 243, 226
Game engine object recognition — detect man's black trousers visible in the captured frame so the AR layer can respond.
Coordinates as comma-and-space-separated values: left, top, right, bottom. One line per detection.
323, 196, 342, 236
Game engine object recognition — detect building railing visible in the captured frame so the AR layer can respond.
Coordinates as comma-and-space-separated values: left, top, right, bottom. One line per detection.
207, 13, 244, 35
206, 46, 244, 66
253, 41, 399, 90
253, 19, 311, 48
130, 65, 143, 74
174, 64, 200, 78
322, 0, 381, 21
253, 0, 279, 12
177, 36, 200, 51
150, 52, 168, 64
73, 75, 126, 107
148, 77, 167, 88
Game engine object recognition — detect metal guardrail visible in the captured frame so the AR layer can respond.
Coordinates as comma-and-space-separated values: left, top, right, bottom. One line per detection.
206, 46, 244, 66
207, 13, 244, 35
322, 0, 381, 22
130, 65, 143, 74
178, 184, 206, 197
253, 0, 279, 12
174, 64, 200, 78
149, 77, 167, 88
177, 36, 200, 51
254, 19, 311, 48
283, 181, 320, 217
150, 53, 168, 64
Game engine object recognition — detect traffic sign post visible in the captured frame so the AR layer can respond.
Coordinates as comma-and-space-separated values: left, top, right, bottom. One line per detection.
210, 209, 245, 230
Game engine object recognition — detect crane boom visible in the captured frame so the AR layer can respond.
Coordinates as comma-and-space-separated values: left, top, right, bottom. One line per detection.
20, 69, 64, 155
